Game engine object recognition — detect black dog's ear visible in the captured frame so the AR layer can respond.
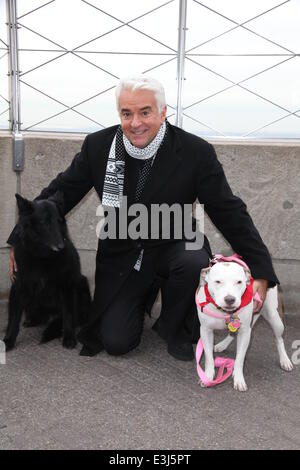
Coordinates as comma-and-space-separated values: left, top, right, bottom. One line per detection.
15, 193, 34, 215
48, 190, 65, 215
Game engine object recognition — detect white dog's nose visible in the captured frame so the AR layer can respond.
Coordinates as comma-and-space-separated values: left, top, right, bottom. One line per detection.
224, 295, 236, 306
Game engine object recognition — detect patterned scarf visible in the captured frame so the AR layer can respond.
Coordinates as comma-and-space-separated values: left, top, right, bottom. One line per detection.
102, 121, 167, 270
102, 121, 166, 207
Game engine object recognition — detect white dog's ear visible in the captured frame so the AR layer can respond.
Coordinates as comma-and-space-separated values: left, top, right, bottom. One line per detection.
244, 269, 251, 285
200, 267, 210, 286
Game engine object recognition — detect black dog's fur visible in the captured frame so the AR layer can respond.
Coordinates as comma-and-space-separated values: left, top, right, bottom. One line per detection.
4, 192, 91, 351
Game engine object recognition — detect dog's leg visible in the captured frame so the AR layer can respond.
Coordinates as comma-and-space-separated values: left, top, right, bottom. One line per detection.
214, 334, 234, 353
261, 287, 293, 371
4, 284, 23, 351
233, 326, 251, 392
62, 289, 77, 349
41, 316, 62, 343
200, 325, 215, 382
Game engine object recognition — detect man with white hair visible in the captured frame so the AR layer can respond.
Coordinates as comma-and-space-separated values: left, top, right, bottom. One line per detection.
8, 75, 278, 361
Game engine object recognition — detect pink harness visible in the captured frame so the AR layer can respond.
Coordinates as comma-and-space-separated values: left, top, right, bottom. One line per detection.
195, 254, 262, 387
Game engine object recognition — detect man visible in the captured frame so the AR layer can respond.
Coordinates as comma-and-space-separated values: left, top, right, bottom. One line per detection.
8, 76, 278, 361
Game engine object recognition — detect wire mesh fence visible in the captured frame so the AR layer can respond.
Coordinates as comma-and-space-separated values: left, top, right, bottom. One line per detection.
1, 0, 299, 138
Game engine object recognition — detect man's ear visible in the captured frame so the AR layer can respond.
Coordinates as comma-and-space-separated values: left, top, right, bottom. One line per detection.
200, 267, 210, 286
15, 193, 34, 215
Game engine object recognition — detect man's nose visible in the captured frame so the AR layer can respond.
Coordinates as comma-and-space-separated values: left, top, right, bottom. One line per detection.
131, 115, 141, 127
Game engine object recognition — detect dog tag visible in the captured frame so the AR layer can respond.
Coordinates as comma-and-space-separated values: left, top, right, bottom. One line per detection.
228, 317, 240, 333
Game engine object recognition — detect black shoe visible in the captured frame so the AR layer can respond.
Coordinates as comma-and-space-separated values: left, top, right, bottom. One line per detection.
167, 341, 194, 361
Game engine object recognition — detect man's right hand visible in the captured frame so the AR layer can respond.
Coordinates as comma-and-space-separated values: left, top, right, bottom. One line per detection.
9, 247, 17, 282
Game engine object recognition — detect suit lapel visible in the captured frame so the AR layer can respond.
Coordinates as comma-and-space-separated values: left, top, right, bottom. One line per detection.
140, 124, 182, 204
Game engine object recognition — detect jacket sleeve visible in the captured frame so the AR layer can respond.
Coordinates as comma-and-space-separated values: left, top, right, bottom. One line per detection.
197, 144, 279, 286
7, 136, 93, 246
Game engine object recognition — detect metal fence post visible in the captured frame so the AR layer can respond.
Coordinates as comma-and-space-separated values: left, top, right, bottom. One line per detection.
7, 0, 23, 172
175, 0, 187, 128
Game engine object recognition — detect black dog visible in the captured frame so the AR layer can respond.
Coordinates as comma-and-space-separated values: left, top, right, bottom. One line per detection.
4, 192, 91, 351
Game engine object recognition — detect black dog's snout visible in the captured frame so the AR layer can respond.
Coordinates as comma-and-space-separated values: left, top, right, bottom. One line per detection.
51, 242, 65, 252
224, 295, 236, 306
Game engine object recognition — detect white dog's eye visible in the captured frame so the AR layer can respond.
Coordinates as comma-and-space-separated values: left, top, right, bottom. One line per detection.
237, 280, 243, 284
215, 280, 222, 284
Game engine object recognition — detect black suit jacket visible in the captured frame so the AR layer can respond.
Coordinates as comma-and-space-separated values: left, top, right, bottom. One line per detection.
8, 122, 278, 312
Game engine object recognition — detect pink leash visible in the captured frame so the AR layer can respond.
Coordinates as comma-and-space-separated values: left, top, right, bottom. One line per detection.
196, 339, 235, 387
195, 253, 262, 387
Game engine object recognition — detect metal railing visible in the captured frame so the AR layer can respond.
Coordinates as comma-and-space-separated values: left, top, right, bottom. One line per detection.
1, 0, 299, 159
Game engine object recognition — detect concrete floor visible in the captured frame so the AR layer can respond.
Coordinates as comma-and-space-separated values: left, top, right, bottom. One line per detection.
0, 299, 299, 450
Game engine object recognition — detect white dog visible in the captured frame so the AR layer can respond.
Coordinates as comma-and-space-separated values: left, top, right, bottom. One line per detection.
196, 255, 293, 392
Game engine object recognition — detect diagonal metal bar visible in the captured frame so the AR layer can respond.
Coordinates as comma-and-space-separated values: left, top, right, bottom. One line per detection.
81, 0, 175, 31
0, 93, 9, 103
73, 0, 177, 53
142, 56, 177, 74
70, 51, 120, 79
182, 112, 226, 136
0, 51, 9, 60
244, 110, 300, 137
17, 0, 56, 20
19, 79, 114, 113
17, 22, 68, 51
20, 51, 70, 77
183, 55, 299, 118
23, 106, 106, 132
186, 54, 294, 89
19, 79, 118, 130
0, 38, 9, 48
0, 107, 10, 117
188, 0, 294, 55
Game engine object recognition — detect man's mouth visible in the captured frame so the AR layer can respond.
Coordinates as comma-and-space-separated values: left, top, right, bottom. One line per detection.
131, 129, 147, 136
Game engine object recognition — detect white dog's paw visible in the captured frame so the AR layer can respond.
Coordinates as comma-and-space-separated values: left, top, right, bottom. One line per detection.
205, 367, 215, 382
280, 356, 293, 372
214, 338, 230, 353
233, 371, 248, 392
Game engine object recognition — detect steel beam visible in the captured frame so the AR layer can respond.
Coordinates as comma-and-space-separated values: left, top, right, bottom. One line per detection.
175, 0, 187, 128
7, 0, 23, 172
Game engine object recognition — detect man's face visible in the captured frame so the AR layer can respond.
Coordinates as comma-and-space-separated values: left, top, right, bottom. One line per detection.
118, 88, 167, 148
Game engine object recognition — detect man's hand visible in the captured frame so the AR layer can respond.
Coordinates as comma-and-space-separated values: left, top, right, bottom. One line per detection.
9, 247, 17, 282
252, 279, 268, 313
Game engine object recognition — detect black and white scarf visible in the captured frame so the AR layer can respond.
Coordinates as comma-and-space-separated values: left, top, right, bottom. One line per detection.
102, 121, 167, 270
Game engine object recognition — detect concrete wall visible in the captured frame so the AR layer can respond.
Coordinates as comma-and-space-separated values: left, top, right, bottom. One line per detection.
0, 132, 299, 313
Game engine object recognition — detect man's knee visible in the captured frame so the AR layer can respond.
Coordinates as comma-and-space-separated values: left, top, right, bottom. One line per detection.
102, 332, 140, 356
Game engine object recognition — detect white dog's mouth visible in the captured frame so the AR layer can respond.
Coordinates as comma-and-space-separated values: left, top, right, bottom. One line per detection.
221, 305, 239, 312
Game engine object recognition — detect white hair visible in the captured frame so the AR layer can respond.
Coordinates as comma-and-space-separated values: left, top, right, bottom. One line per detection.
115, 75, 166, 113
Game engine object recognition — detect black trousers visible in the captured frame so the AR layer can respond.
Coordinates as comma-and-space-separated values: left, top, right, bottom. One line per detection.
98, 241, 210, 355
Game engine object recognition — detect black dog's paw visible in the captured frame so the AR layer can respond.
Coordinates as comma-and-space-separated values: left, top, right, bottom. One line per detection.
62, 336, 77, 349
3, 337, 15, 351
40, 318, 62, 343
79, 345, 98, 357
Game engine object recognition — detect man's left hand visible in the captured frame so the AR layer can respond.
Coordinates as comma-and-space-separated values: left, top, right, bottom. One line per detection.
252, 279, 268, 313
